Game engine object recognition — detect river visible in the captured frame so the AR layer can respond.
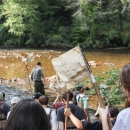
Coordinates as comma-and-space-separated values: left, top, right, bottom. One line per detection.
0, 48, 130, 117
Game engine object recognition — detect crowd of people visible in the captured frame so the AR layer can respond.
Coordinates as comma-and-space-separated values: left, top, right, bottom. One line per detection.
0, 62, 130, 130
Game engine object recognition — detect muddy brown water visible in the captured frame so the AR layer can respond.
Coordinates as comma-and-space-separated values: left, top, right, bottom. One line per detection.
0, 48, 130, 112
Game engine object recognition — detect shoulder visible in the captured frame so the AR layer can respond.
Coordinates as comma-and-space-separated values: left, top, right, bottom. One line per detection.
57, 106, 65, 113
117, 108, 130, 118
3, 103, 10, 109
113, 108, 130, 130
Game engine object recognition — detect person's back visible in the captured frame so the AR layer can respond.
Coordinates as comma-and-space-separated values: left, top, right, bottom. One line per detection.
57, 104, 86, 130
76, 86, 90, 121
76, 94, 88, 108
112, 108, 130, 130
31, 62, 45, 95
44, 108, 58, 130
57, 91, 86, 130
39, 95, 58, 130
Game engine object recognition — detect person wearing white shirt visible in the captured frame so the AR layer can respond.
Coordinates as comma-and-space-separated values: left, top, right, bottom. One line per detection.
39, 95, 58, 130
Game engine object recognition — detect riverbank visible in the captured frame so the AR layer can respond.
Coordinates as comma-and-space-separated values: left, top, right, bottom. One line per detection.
0, 45, 129, 50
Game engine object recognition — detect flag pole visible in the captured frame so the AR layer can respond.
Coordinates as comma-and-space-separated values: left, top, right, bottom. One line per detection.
78, 46, 112, 130
65, 90, 69, 130
25, 62, 32, 95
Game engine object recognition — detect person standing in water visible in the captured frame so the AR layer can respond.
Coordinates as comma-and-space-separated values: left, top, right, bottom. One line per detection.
31, 62, 46, 95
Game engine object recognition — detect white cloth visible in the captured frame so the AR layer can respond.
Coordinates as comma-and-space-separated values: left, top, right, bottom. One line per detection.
51, 46, 89, 89
44, 108, 58, 130
112, 107, 130, 130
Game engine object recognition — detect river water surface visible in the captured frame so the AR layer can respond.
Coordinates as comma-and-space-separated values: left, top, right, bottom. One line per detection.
0, 48, 130, 111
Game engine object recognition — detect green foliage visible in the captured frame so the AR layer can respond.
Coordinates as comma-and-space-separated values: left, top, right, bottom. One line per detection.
120, 32, 130, 45
0, 0, 130, 48
83, 69, 125, 107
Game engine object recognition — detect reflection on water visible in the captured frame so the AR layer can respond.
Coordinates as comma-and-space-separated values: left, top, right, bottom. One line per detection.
0, 48, 130, 110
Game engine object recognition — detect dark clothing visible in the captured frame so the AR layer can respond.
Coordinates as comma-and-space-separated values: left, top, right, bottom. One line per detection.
111, 119, 116, 126
82, 119, 116, 130
34, 81, 45, 95
0, 103, 10, 118
73, 91, 79, 105
0, 103, 10, 130
31, 66, 45, 95
82, 121, 102, 130
57, 103, 86, 122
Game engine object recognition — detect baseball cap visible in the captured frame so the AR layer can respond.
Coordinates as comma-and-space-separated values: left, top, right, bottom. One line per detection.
0, 92, 5, 100
11, 97, 20, 104
32, 93, 42, 99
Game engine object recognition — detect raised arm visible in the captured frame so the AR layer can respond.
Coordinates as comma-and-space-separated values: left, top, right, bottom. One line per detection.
98, 106, 110, 130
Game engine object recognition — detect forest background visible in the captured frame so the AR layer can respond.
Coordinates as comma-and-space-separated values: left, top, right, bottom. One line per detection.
0, 0, 130, 48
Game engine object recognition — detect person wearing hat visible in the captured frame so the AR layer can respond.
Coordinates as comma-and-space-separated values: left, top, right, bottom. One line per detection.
7, 97, 20, 119
32, 93, 42, 103
31, 62, 46, 95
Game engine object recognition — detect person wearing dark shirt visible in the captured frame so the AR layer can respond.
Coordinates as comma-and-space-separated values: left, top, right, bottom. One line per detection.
0, 92, 10, 130
64, 108, 102, 130
0, 92, 10, 117
57, 91, 86, 130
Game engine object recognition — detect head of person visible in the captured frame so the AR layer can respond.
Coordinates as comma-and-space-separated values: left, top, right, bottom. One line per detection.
0, 92, 5, 102
11, 97, 20, 107
77, 85, 89, 93
108, 106, 119, 119
39, 95, 48, 106
120, 63, 130, 107
62, 91, 73, 102
5, 99, 51, 130
32, 93, 42, 102
37, 62, 42, 66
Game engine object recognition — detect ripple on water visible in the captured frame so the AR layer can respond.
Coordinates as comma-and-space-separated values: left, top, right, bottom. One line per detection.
0, 84, 31, 105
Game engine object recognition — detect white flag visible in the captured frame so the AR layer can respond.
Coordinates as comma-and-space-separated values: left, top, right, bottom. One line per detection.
51, 46, 89, 90
22, 53, 35, 63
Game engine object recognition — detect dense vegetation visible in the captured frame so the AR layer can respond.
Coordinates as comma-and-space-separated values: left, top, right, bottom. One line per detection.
82, 69, 125, 108
0, 0, 130, 48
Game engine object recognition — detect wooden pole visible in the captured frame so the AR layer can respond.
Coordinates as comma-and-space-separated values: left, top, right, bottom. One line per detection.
65, 91, 69, 130
79, 46, 112, 130
25, 63, 32, 95
92, 77, 112, 130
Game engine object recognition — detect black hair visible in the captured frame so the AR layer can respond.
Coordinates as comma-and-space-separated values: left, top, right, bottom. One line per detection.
37, 62, 41, 65
39, 95, 48, 105
62, 91, 73, 101
109, 106, 119, 118
77, 85, 89, 93
5, 99, 51, 130
2, 92, 5, 98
